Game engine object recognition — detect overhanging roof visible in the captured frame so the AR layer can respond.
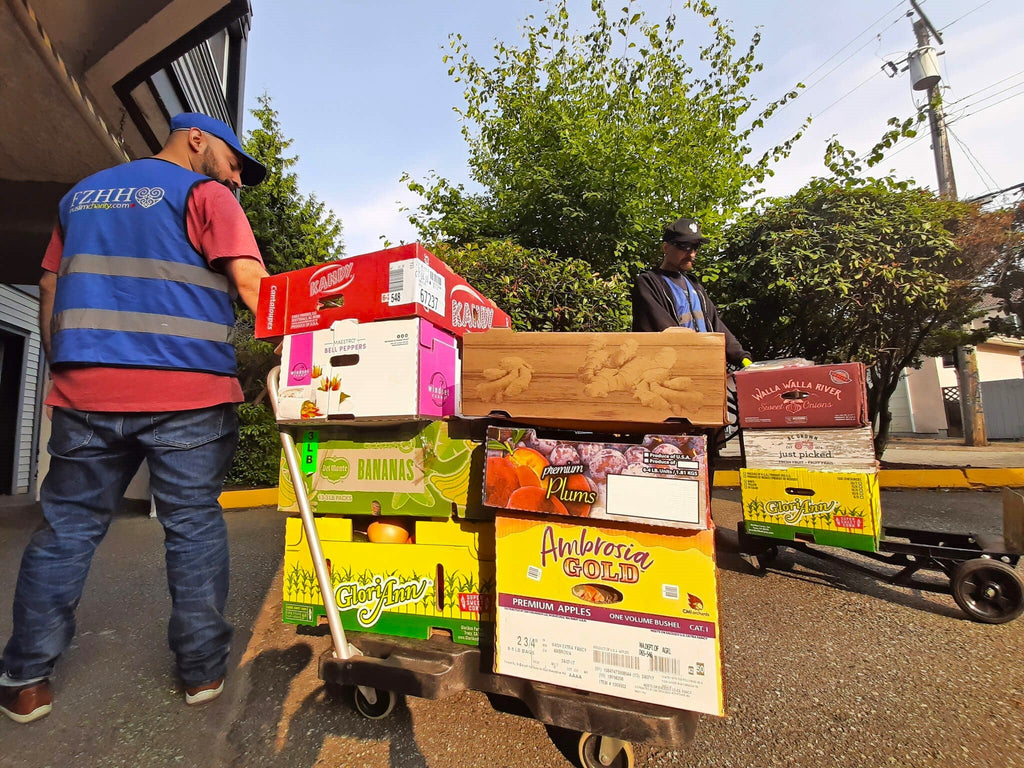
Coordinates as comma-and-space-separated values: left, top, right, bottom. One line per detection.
0, 0, 251, 284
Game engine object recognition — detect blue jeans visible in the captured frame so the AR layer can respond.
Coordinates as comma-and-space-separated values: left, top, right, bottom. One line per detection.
2, 404, 238, 687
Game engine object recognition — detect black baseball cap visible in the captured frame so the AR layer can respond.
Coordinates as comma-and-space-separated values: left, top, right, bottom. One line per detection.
170, 112, 267, 186
662, 217, 709, 245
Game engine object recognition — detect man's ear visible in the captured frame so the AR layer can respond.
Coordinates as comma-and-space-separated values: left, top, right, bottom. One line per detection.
187, 127, 205, 154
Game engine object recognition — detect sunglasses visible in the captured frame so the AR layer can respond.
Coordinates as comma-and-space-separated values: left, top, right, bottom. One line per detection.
672, 242, 699, 252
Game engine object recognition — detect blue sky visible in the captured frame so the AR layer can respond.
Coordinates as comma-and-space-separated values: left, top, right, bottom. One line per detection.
243, 1, 1024, 256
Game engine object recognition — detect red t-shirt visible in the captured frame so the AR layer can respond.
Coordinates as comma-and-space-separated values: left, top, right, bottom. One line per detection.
43, 180, 264, 412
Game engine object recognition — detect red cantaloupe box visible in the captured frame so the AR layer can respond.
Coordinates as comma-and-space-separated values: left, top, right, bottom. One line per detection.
256, 243, 511, 339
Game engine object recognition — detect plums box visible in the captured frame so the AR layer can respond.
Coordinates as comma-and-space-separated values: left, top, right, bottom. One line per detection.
482, 427, 710, 531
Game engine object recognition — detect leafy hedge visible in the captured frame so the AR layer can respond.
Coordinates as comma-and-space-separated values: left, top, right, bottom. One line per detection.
431, 240, 631, 332
225, 402, 281, 488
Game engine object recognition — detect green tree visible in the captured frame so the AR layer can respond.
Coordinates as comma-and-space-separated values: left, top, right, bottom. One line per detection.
983, 201, 1024, 336
430, 240, 630, 332
228, 94, 345, 486
405, 0, 804, 273
714, 174, 1009, 454
241, 92, 344, 274
233, 93, 346, 401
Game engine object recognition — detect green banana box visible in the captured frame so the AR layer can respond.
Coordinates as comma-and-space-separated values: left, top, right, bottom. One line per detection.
283, 516, 496, 645
740, 468, 882, 552
278, 420, 485, 518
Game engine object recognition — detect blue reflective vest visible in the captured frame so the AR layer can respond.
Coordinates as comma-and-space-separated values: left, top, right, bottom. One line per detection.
52, 158, 237, 375
660, 274, 708, 333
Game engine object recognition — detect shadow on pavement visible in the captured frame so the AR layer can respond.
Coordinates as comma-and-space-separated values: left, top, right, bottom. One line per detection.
225, 643, 428, 768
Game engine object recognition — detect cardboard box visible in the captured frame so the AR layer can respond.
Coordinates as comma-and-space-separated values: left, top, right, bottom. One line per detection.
283, 516, 495, 645
278, 421, 485, 518
734, 363, 869, 428
742, 427, 877, 471
256, 243, 511, 339
494, 515, 724, 715
740, 468, 882, 552
483, 427, 709, 530
276, 317, 457, 423
461, 328, 727, 429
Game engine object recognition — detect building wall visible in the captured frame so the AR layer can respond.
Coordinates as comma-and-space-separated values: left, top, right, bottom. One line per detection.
976, 343, 1024, 382
905, 358, 948, 434
0, 285, 43, 495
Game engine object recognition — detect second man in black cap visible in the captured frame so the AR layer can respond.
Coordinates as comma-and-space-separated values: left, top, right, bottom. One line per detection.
631, 217, 750, 366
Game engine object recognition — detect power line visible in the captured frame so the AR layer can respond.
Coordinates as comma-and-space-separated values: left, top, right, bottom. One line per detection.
799, 0, 907, 86
947, 125, 999, 191
813, 68, 887, 118
939, 0, 994, 31
801, 11, 908, 97
945, 68, 1024, 108
948, 85, 1024, 125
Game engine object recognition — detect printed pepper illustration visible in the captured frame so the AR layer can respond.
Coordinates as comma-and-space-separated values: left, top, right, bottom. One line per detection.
579, 340, 703, 415
300, 400, 321, 419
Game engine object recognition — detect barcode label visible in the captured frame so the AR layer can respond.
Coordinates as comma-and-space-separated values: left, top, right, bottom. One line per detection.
527, 565, 542, 581
650, 655, 681, 675
593, 650, 640, 670
413, 260, 444, 314
386, 262, 407, 305
662, 584, 680, 600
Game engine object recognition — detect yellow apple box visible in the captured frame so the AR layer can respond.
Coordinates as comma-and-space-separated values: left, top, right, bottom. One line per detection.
494, 515, 724, 716
740, 468, 882, 552
284, 516, 495, 645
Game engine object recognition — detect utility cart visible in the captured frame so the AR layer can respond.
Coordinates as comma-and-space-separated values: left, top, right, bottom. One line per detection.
738, 511, 1024, 624
731, 360, 1024, 625
269, 368, 705, 768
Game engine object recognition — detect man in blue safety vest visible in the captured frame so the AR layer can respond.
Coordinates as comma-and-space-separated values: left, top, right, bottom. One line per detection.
0, 113, 268, 723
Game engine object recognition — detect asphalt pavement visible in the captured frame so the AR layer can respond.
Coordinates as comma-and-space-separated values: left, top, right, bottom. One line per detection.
1, 488, 1021, 768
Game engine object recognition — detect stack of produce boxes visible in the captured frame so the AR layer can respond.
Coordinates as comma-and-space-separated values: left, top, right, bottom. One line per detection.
257, 244, 510, 645
733, 361, 881, 552
463, 328, 728, 717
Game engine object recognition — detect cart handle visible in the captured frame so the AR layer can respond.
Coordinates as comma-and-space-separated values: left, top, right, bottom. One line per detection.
267, 366, 356, 661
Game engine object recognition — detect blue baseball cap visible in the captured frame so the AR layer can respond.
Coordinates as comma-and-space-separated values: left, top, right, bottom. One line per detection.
169, 112, 267, 186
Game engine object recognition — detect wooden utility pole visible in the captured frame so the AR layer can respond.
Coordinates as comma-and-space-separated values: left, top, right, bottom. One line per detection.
909, 2, 987, 446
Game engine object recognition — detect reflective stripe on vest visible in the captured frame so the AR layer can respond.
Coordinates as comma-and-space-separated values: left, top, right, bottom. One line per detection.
52, 158, 237, 375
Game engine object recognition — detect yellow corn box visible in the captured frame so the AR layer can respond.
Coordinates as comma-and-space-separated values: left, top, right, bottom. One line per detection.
283, 516, 495, 645
494, 515, 724, 716
740, 468, 882, 552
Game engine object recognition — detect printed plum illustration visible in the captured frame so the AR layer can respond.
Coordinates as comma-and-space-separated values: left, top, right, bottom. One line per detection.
576, 442, 605, 468
587, 449, 627, 481
522, 433, 558, 457
652, 443, 682, 455
510, 447, 549, 480
507, 486, 568, 515
624, 445, 647, 464
484, 456, 519, 506
548, 443, 582, 466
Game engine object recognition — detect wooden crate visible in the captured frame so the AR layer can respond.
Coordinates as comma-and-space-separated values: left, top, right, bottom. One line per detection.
461, 328, 726, 428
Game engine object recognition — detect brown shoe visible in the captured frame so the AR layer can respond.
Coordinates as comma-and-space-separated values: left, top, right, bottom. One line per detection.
0, 680, 52, 724
184, 677, 224, 706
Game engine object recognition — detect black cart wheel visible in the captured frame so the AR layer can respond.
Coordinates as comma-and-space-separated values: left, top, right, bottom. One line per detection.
577, 732, 635, 768
951, 559, 1024, 624
353, 686, 398, 719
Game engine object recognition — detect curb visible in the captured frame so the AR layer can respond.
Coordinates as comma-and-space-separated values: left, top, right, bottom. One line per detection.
221, 469, 1024, 510
713, 468, 1024, 490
